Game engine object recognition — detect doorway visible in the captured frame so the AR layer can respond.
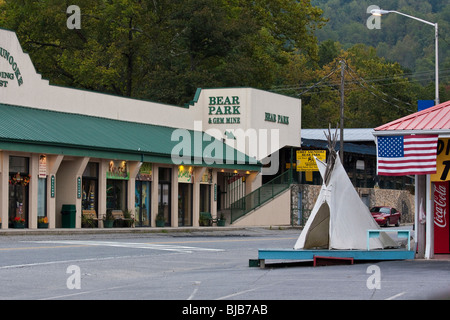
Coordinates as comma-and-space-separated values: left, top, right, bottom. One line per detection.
158, 167, 172, 226
135, 181, 151, 227
9, 156, 30, 228
178, 183, 192, 226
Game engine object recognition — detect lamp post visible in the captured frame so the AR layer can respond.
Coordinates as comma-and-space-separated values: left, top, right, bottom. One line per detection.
371, 9, 439, 259
371, 9, 439, 105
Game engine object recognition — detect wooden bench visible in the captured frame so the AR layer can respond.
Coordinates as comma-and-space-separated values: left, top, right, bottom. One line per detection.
82, 210, 103, 228
111, 210, 135, 227
199, 212, 217, 226
82, 210, 103, 220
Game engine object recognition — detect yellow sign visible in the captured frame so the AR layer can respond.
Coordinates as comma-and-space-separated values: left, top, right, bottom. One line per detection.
296, 150, 326, 172
431, 138, 450, 182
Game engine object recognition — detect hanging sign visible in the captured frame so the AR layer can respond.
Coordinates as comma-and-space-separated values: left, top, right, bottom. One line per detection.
39, 155, 47, 178
296, 150, 326, 172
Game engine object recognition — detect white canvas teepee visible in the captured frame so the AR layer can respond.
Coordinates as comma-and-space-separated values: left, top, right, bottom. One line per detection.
294, 131, 397, 250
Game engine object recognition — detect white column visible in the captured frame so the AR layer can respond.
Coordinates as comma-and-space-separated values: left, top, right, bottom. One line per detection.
425, 175, 434, 259
0, 152, 9, 229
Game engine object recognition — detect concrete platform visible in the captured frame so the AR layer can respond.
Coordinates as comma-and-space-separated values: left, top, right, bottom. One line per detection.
256, 248, 415, 268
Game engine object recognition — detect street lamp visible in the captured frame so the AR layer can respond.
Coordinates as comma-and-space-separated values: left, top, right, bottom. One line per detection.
371, 9, 440, 260
371, 9, 439, 105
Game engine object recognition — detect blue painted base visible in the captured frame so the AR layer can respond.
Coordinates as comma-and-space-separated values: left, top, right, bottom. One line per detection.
256, 248, 415, 268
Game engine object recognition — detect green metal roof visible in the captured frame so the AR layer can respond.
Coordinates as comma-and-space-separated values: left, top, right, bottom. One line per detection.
0, 103, 260, 171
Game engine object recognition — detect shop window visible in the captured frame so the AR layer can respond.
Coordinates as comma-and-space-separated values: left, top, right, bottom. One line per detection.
82, 162, 98, 212
135, 181, 151, 227
9, 156, 30, 227
37, 177, 47, 221
178, 183, 192, 226
158, 167, 172, 226
107, 179, 127, 211
200, 184, 211, 213
106, 160, 128, 211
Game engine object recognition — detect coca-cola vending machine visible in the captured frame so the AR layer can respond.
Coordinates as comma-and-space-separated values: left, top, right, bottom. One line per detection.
434, 181, 450, 254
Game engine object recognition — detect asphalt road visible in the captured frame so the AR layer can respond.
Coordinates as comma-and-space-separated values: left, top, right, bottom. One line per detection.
0, 227, 449, 304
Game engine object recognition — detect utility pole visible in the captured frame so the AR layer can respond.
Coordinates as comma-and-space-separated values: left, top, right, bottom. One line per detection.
339, 60, 345, 162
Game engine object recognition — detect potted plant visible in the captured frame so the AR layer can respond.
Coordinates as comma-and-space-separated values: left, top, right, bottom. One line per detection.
123, 209, 135, 227
13, 217, 25, 228
103, 210, 114, 228
156, 210, 165, 227
217, 213, 226, 227
38, 216, 48, 228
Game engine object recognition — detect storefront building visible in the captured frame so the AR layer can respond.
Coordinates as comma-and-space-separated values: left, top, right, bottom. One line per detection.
374, 100, 450, 259
0, 28, 301, 229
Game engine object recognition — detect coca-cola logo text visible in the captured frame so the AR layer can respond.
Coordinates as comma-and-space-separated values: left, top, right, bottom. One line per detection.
434, 184, 448, 228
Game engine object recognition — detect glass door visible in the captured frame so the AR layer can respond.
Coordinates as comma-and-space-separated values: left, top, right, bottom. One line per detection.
178, 183, 192, 226
135, 181, 151, 227
9, 156, 30, 228
158, 183, 171, 226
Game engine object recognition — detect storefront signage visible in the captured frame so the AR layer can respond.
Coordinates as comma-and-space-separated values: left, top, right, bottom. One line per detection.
208, 96, 241, 124
264, 112, 289, 125
200, 169, 212, 184
296, 150, 326, 172
137, 162, 152, 181
434, 181, 450, 253
39, 155, 47, 178
431, 139, 450, 181
107, 160, 129, 180
178, 165, 193, 183
51, 175, 55, 198
0, 47, 24, 86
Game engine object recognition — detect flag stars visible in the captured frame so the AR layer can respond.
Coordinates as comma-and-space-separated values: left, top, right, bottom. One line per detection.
378, 136, 404, 158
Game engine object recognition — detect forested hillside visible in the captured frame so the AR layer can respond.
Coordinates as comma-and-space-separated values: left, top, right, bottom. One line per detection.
312, 0, 449, 83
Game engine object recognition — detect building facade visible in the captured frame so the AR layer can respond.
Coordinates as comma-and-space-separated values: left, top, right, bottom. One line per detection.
0, 29, 301, 229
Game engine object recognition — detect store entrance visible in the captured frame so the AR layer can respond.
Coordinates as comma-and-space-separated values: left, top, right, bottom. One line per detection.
178, 183, 192, 226
8, 156, 30, 228
135, 181, 151, 227
158, 167, 172, 226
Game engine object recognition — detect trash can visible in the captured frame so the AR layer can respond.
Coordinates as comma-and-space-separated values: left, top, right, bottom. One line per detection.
61, 204, 76, 228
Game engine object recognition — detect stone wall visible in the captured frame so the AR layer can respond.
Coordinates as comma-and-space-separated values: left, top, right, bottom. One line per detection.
291, 184, 415, 225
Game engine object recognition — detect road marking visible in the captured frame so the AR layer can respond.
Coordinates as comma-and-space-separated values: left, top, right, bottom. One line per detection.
385, 291, 406, 300
27, 240, 224, 253
187, 281, 202, 300
215, 288, 258, 300
0, 244, 89, 251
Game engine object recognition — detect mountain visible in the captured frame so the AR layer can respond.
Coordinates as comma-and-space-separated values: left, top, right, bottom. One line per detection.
311, 0, 449, 85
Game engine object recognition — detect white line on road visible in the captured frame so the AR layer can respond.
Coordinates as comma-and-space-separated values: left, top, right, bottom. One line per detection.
385, 291, 406, 300
25, 240, 224, 253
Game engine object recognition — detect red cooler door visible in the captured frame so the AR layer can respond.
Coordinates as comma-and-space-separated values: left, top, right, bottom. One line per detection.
434, 181, 450, 254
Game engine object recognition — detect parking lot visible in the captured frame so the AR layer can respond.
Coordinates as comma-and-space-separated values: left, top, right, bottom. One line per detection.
0, 226, 449, 304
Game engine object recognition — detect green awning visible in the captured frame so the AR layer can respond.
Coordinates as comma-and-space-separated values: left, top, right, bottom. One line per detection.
0, 103, 260, 171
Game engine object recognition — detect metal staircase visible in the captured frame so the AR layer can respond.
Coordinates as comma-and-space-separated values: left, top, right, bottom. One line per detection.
226, 169, 293, 223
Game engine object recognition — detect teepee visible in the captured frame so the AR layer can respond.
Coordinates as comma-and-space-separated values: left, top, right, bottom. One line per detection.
294, 128, 397, 250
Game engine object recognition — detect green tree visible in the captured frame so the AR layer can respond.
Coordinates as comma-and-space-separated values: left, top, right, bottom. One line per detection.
0, 0, 326, 105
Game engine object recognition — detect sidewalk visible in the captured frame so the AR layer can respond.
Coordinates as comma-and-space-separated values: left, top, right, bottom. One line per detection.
0, 225, 299, 236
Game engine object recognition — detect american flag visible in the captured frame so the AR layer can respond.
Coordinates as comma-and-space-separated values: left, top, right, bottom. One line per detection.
377, 135, 438, 176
